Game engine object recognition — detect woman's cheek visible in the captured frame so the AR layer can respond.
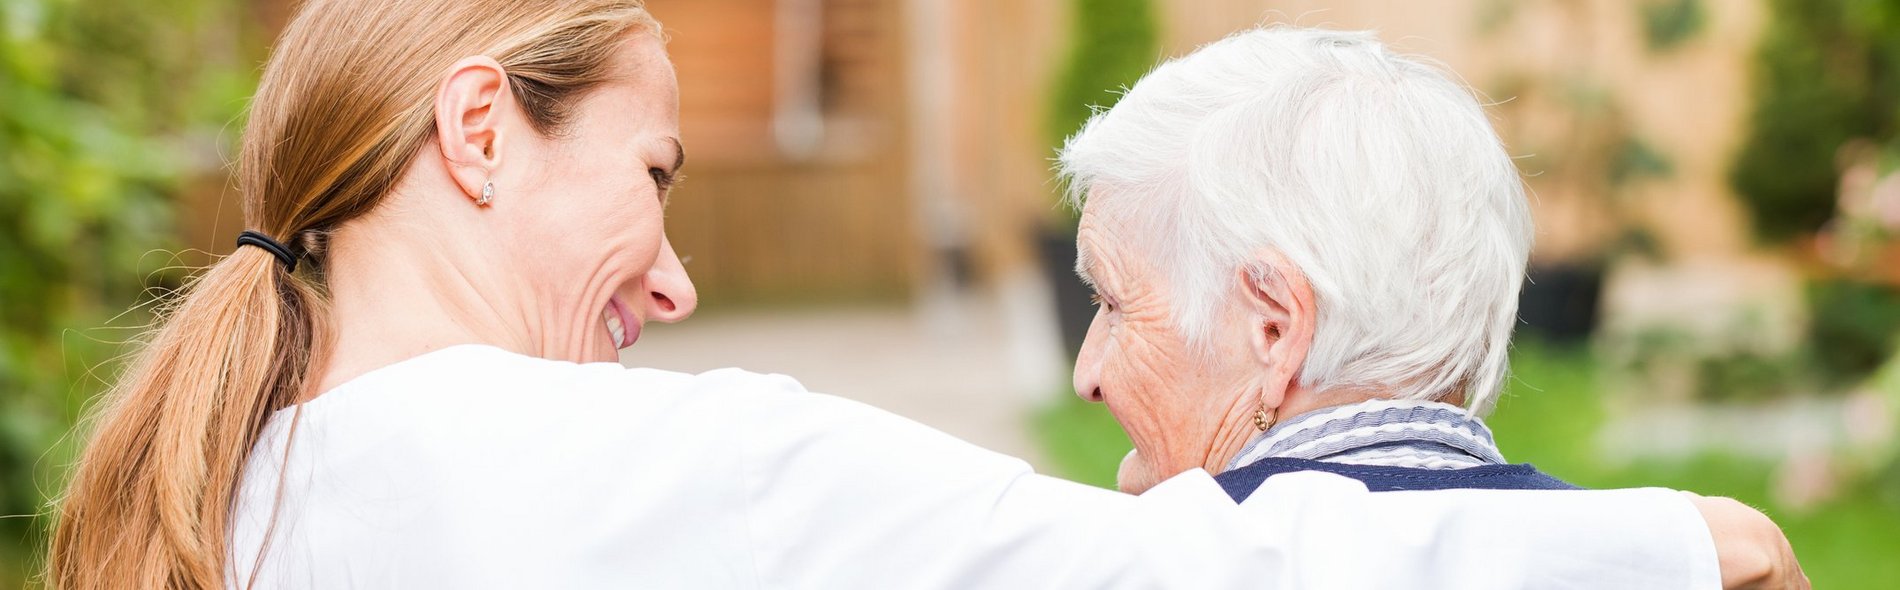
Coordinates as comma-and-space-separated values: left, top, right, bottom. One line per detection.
1102, 359, 1175, 492
1108, 319, 1204, 489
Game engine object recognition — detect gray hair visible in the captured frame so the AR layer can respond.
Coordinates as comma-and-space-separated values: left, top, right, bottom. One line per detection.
1058, 26, 1532, 414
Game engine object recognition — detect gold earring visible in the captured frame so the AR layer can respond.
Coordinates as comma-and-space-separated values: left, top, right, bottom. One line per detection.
477, 181, 494, 206
1253, 399, 1276, 432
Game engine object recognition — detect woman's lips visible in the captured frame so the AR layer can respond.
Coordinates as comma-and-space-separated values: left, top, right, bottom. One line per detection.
603, 295, 641, 349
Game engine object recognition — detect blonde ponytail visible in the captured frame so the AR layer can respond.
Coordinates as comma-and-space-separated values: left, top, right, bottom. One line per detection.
51, 245, 324, 588
48, 1, 658, 588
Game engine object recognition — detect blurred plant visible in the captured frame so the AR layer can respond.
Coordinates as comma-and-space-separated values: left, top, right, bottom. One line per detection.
1693, 349, 1805, 403
1605, 136, 1673, 260
1609, 136, 1675, 186
1480, 1, 1680, 345
1861, 352, 1900, 508
1522, 83, 1677, 262
1731, 0, 1900, 243
1602, 313, 1812, 404
1481, 3, 1678, 263
0, 0, 258, 579
1817, 140, 1900, 274
1805, 139, 1900, 388
1640, 0, 1706, 52
1807, 280, 1900, 387
1474, 0, 1520, 37
1044, 0, 1158, 225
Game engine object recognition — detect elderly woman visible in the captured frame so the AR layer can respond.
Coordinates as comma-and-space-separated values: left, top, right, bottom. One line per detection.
48, 3, 1798, 588
1062, 28, 1613, 496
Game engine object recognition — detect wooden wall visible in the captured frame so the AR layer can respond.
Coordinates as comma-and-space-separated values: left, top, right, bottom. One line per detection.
648, 0, 918, 306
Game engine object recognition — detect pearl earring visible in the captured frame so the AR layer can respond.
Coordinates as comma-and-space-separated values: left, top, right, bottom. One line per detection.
477, 181, 495, 206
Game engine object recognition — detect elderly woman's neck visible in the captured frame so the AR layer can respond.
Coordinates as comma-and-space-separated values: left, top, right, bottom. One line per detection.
309, 194, 539, 397
1207, 387, 1397, 474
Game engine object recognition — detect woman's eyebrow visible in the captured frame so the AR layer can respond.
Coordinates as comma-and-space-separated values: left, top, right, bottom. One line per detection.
1073, 245, 1099, 290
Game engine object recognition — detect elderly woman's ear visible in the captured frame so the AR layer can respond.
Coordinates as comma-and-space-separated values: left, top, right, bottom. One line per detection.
1237, 251, 1317, 406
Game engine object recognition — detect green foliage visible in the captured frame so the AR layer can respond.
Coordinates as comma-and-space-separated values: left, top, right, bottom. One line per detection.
1602, 320, 1811, 403
1731, 0, 1900, 243
1032, 396, 1131, 490
1608, 136, 1675, 187
1473, 0, 1520, 37
1044, 0, 1160, 222
1807, 279, 1900, 387
1640, 0, 1707, 52
0, 0, 258, 580
1694, 349, 1805, 403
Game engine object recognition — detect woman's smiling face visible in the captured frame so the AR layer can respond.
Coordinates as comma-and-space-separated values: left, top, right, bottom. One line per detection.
1071, 202, 1268, 494
494, 34, 696, 361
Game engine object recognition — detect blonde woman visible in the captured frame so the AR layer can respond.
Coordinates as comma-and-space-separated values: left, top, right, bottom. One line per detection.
49, 1, 1798, 588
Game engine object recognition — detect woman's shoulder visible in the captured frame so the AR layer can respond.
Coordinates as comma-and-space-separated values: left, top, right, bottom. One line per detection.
253, 343, 958, 485
309, 344, 806, 414
275, 344, 1027, 497
234, 345, 804, 587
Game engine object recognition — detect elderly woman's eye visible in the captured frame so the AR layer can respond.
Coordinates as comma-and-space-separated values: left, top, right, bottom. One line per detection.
648, 167, 673, 189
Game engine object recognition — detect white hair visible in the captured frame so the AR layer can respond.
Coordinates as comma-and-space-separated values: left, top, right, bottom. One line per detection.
1058, 26, 1532, 414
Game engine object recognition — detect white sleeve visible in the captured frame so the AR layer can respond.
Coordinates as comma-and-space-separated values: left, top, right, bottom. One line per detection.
721, 371, 1720, 589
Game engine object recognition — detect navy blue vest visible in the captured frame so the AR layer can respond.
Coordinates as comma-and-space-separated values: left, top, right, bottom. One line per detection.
1214, 457, 1579, 501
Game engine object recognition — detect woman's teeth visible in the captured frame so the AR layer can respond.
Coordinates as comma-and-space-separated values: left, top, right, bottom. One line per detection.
603, 306, 627, 348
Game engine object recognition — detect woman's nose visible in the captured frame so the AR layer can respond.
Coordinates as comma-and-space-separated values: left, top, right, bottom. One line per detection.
643, 235, 697, 323
1072, 312, 1106, 402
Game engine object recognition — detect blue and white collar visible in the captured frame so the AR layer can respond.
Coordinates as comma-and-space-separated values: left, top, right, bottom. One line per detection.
1225, 399, 1506, 472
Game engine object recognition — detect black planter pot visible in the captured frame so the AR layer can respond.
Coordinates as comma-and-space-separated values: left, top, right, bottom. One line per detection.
1517, 263, 1605, 344
1037, 229, 1095, 358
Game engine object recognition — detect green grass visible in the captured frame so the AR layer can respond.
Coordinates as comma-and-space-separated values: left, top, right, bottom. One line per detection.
1033, 341, 1900, 589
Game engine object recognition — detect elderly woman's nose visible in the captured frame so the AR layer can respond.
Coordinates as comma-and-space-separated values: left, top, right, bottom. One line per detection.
1073, 317, 1107, 402
644, 235, 697, 323
1074, 375, 1103, 402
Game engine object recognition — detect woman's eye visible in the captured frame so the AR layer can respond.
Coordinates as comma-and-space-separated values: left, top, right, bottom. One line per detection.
649, 167, 672, 189
1089, 293, 1114, 311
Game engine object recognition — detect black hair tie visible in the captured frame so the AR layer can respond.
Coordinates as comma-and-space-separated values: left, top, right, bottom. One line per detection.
236, 230, 299, 273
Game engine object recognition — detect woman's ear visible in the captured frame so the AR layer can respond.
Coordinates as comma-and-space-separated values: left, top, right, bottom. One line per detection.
1237, 251, 1317, 394
433, 56, 512, 203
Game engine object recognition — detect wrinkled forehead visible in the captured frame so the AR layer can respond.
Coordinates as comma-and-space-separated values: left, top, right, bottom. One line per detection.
1073, 194, 1146, 286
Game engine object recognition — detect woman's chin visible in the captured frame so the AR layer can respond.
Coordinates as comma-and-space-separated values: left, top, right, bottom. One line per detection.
1116, 449, 1163, 495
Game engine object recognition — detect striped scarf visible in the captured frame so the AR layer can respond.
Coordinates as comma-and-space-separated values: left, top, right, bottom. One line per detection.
1225, 399, 1506, 472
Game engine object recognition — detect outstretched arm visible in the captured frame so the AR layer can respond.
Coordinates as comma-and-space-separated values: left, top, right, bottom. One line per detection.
725, 374, 1805, 589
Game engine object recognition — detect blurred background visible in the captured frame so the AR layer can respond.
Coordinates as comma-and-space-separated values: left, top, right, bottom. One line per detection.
4, 0, 1900, 586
